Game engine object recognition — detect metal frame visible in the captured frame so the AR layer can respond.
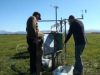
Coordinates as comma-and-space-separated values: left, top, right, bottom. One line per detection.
38, 7, 86, 74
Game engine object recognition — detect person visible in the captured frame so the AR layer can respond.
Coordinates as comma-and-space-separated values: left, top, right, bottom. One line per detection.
64, 15, 86, 75
26, 12, 43, 75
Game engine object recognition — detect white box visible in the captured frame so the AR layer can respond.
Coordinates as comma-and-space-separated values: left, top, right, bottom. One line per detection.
53, 65, 74, 75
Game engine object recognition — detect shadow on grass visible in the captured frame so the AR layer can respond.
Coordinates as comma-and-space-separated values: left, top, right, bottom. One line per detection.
10, 64, 52, 75
11, 51, 29, 59
11, 64, 29, 75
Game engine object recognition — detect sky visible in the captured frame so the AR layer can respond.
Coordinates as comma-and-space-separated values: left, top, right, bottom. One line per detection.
0, 0, 100, 32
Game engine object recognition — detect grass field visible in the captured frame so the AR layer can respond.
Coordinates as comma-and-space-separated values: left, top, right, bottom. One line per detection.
0, 33, 100, 75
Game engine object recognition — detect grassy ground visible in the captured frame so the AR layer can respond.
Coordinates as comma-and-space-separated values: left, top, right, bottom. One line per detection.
0, 34, 100, 75
65, 33, 100, 75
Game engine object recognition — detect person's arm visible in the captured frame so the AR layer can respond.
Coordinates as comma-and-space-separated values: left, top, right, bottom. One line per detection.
65, 26, 73, 43
26, 16, 36, 35
32, 17, 37, 32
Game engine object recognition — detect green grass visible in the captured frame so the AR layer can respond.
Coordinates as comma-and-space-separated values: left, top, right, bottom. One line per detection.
0, 34, 100, 75
66, 33, 100, 75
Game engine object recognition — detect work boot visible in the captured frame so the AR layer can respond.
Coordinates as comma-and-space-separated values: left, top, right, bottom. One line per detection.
73, 70, 83, 75
30, 73, 36, 75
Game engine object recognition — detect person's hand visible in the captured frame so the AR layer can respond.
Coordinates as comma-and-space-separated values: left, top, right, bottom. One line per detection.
38, 31, 44, 38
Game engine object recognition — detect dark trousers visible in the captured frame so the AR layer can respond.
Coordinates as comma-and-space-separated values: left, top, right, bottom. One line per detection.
27, 37, 43, 74
74, 44, 85, 74
27, 37, 37, 74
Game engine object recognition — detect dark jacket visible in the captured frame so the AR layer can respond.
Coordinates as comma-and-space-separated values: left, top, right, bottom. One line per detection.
26, 16, 38, 40
65, 19, 86, 45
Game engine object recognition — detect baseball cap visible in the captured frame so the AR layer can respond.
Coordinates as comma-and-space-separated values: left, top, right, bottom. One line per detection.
68, 15, 75, 20
33, 12, 41, 20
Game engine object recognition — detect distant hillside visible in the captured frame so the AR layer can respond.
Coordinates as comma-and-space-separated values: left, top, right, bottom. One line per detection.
0, 30, 100, 34
85, 30, 100, 33
0, 30, 26, 34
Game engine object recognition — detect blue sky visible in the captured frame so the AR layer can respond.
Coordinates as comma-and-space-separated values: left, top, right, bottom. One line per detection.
0, 0, 100, 32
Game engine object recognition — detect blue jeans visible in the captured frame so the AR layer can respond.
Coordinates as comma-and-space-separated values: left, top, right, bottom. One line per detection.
74, 44, 85, 74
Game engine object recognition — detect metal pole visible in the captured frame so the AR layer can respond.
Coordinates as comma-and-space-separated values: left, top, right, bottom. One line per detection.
64, 20, 67, 61
60, 17, 63, 32
54, 6, 58, 31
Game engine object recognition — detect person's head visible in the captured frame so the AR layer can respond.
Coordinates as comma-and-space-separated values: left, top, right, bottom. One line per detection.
33, 12, 41, 20
68, 15, 75, 24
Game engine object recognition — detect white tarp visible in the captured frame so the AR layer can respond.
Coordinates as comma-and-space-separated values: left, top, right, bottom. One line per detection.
43, 33, 54, 55
53, 65, 74, 75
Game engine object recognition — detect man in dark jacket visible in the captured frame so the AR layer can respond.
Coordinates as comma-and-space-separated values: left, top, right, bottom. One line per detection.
65, 15, 86, 75
26, 12, 43, 75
